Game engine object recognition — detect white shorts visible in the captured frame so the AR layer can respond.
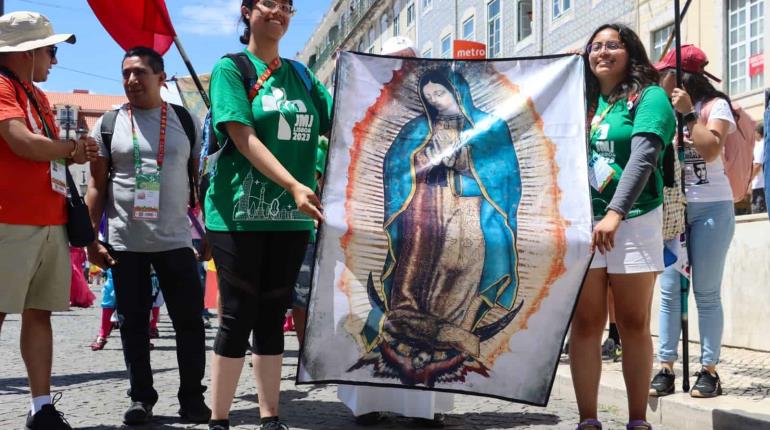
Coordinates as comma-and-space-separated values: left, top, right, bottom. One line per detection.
589, 206, 664, 274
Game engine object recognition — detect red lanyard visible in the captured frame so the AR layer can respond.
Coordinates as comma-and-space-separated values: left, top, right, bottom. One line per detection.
248, 57, 282, 101
128, 103, 168, 172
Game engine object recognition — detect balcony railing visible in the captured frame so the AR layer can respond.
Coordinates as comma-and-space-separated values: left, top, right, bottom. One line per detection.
310, 1, 375, 73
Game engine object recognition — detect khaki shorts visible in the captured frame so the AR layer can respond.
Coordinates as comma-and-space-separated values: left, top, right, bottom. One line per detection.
0, 224, 70, 314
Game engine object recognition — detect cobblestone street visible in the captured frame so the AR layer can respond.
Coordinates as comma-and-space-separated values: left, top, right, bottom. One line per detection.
1, 299, 649, 430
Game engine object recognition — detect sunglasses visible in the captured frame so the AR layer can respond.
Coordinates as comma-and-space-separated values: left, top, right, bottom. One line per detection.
47, 45, 58, 59
256, 0, 296, 16
587, 40, 624, 54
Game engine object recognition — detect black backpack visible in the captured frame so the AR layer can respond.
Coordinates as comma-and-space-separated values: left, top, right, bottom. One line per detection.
198, 52, 314, 210
100, 103, 198, 207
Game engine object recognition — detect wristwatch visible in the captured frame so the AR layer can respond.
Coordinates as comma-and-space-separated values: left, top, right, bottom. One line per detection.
682, 110, 699, 124
67, 139, 77, 158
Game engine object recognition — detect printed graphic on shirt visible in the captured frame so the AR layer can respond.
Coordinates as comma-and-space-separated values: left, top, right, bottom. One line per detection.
684, 145, 709, 186
232, 170, 311, 222
595, 137, 615, 163
261, 87, 314, 142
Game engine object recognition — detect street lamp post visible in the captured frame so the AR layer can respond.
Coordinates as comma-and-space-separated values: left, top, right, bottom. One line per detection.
63, 105, 74, 140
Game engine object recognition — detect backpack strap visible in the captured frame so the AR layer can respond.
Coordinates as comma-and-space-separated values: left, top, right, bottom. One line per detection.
100, 108, 120, 170
224, 52, 258, 101
287, 59, 314, 94
169, 103, 198, 208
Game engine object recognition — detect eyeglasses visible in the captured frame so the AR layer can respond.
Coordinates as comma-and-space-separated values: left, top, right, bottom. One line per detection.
47, 45, 58, 59
587, 40, 624, 54
256, 0, 296, 16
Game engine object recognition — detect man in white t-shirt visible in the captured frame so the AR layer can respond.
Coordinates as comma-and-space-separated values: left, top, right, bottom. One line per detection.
751, 124, 766, 213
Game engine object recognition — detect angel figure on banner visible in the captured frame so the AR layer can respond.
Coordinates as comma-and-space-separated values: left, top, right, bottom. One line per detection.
353, 66, 524, 387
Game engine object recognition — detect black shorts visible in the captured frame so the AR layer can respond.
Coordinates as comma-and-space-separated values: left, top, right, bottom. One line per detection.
207, 230, 309, 357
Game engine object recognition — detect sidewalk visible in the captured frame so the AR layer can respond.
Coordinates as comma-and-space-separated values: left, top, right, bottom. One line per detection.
554, 337, 770, 430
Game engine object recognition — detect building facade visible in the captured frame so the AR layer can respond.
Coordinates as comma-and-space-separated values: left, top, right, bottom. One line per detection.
299, 0, 768, 120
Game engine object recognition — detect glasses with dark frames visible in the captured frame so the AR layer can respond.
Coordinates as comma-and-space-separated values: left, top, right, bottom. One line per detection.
586, 40, 624, 54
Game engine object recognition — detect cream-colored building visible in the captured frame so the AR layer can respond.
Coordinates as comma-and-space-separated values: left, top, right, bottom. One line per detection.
638, 0, 767, 120
299, 0, 417, 88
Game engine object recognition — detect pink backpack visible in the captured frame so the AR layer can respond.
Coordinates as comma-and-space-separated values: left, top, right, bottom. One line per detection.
700, 99, 756, 202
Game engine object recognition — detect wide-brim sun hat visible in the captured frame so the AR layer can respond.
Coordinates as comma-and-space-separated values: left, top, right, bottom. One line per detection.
0, 11, 76, 53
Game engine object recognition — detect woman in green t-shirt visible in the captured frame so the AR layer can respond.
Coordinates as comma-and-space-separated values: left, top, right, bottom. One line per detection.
204, 1, 332, 430
570, 24, 675, 430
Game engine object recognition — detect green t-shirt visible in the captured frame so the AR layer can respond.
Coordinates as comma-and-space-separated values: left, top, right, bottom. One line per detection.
205, 50, 333, 232
590, 85, 675, 219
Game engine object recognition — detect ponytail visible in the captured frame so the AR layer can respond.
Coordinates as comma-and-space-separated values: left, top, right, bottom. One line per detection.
240, 0, 253, 45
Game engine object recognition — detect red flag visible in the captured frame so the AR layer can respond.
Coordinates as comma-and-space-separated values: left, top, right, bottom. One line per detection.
88, 0, 176, 55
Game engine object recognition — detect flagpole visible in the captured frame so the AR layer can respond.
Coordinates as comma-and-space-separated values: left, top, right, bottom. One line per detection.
172, 36, 211, 109
657, 0, 692, 62
673, 0, 691, 394
148, 0, 211, 109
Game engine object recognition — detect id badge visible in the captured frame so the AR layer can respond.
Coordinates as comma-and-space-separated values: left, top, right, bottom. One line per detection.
50, 159, 67, 196
133, 173, 161, 220
588, 152, 615, 193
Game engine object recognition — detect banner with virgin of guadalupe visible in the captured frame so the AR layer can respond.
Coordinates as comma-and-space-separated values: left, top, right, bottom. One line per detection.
298, 52, 593, 405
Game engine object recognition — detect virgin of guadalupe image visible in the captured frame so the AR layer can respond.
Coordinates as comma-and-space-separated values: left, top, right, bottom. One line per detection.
352, 66, 524, 387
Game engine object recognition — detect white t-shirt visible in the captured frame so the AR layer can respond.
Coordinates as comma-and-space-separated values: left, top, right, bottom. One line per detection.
684, 98, 736, 203
753, 138, 765, 190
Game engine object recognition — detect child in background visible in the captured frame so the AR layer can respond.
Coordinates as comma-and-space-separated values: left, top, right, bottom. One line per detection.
91, 269, 116, 351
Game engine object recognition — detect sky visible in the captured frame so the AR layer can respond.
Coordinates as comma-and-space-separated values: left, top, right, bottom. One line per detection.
4, 0, 332, 95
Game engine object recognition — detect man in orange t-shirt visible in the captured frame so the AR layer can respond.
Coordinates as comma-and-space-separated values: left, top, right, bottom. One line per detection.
0, 11, 97, 430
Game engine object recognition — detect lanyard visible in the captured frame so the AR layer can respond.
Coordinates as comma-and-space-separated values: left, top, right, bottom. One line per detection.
248, 57, 282, 101
588, 101, 616, 141
128, 103, 168, 174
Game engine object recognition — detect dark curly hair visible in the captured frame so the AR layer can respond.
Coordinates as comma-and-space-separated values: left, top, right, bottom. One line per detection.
583, 23, 659, 109
240, 0, 293, 45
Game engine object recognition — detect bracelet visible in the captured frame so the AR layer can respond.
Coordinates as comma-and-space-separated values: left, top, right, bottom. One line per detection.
67, 139, 77, 158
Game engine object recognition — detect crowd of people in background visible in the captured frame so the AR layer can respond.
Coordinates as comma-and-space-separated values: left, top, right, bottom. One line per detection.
1, 1, 768, 430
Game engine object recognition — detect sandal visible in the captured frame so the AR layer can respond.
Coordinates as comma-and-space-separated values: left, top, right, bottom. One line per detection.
627, 420, 653, 430
576, 418, 602, 430
90, 336, 107, 351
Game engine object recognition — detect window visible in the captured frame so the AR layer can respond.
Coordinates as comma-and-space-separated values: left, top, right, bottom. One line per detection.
728, 0, 764, 94
393, 1, 401, 36
552, 0, 571, 19
441, 34, 452, 58
368, 27, 376, 53
423, 48, 433, 58
517, 0, 532, 41
487, 0, 501, 58
462, 16, 475, 40
381, 14, 389, 45
407, 0, 415, 27
650, 24, 674, 63
421, 0, 433, 12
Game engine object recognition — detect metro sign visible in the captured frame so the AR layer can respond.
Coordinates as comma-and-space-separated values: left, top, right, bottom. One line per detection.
453, 40, 487, 60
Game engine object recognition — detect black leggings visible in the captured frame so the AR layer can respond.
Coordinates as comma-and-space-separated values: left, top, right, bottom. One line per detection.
208, 230, 309, 358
